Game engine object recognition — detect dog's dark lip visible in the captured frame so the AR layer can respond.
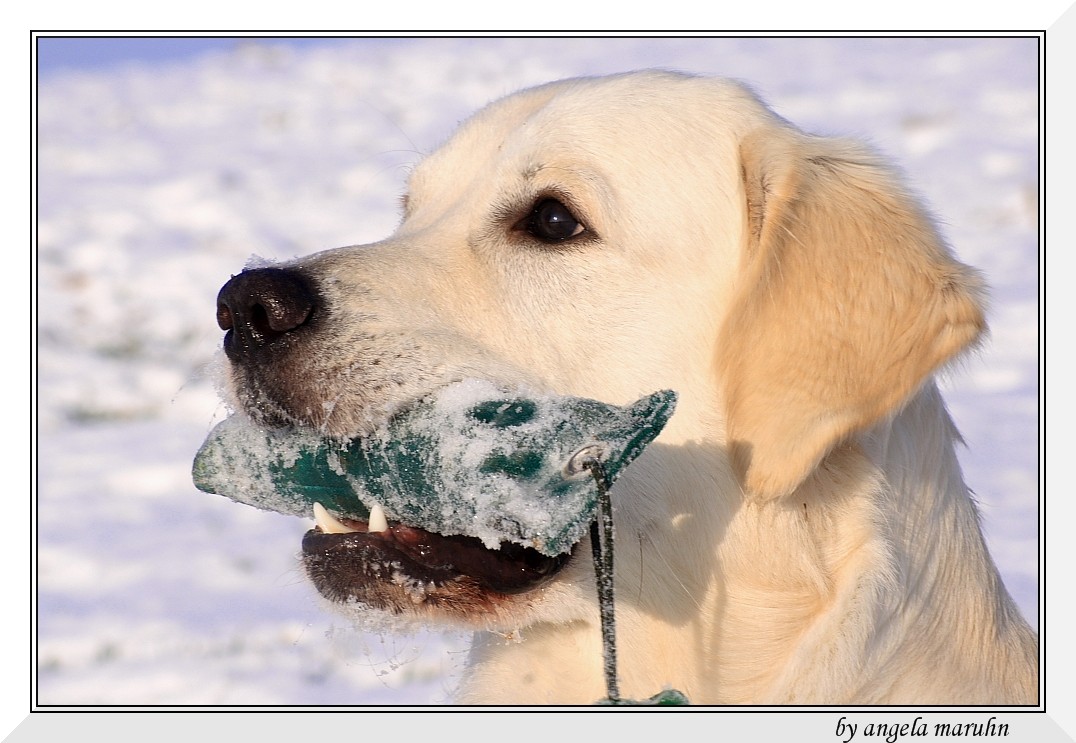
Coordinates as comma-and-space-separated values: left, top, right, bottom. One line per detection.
301, 520, 572, 596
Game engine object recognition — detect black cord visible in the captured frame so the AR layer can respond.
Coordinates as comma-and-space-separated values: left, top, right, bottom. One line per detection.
585, 457, 619, 703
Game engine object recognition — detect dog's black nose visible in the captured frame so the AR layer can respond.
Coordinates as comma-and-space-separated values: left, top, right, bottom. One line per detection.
216, 267, 316, 362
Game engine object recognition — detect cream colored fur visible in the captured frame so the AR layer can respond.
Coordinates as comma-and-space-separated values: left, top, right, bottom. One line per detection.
253, 71, 1037, 704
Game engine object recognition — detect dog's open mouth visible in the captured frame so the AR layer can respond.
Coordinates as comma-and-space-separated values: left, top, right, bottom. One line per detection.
301, 508, 571, 614
194, 382, 677, 617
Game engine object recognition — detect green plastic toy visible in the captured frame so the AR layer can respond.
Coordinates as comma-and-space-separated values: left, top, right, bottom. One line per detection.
192, 381, 677, 556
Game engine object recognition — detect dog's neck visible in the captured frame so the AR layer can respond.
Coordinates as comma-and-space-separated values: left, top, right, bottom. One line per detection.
706, 382, 1035, 703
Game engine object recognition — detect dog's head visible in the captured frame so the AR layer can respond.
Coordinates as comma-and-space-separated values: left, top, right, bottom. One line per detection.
213, 71, 984, 632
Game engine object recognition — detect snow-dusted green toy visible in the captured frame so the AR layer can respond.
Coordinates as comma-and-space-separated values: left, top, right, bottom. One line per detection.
192, 381, 676, 557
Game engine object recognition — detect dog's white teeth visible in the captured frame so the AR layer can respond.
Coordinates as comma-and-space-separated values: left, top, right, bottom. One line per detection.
368, 502, 389, 533
313, 502, 359, 535
312, 501, 389, 534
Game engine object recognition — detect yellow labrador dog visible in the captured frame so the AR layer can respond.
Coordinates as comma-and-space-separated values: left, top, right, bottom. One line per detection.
213, 71, 1038, 704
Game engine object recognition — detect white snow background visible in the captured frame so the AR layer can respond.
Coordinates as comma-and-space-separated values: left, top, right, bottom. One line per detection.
34, 36, 1041, 708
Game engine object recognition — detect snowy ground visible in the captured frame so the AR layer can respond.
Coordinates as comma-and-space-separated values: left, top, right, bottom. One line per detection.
34, 36, 1041, 708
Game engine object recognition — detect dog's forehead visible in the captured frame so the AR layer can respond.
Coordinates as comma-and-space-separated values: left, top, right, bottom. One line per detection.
406, 72, 769, 201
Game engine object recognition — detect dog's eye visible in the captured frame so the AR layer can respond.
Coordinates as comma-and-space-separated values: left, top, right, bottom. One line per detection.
522, 199, 586, 243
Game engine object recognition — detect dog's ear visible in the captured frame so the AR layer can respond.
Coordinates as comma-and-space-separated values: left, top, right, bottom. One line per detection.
719, 127, 986, 499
